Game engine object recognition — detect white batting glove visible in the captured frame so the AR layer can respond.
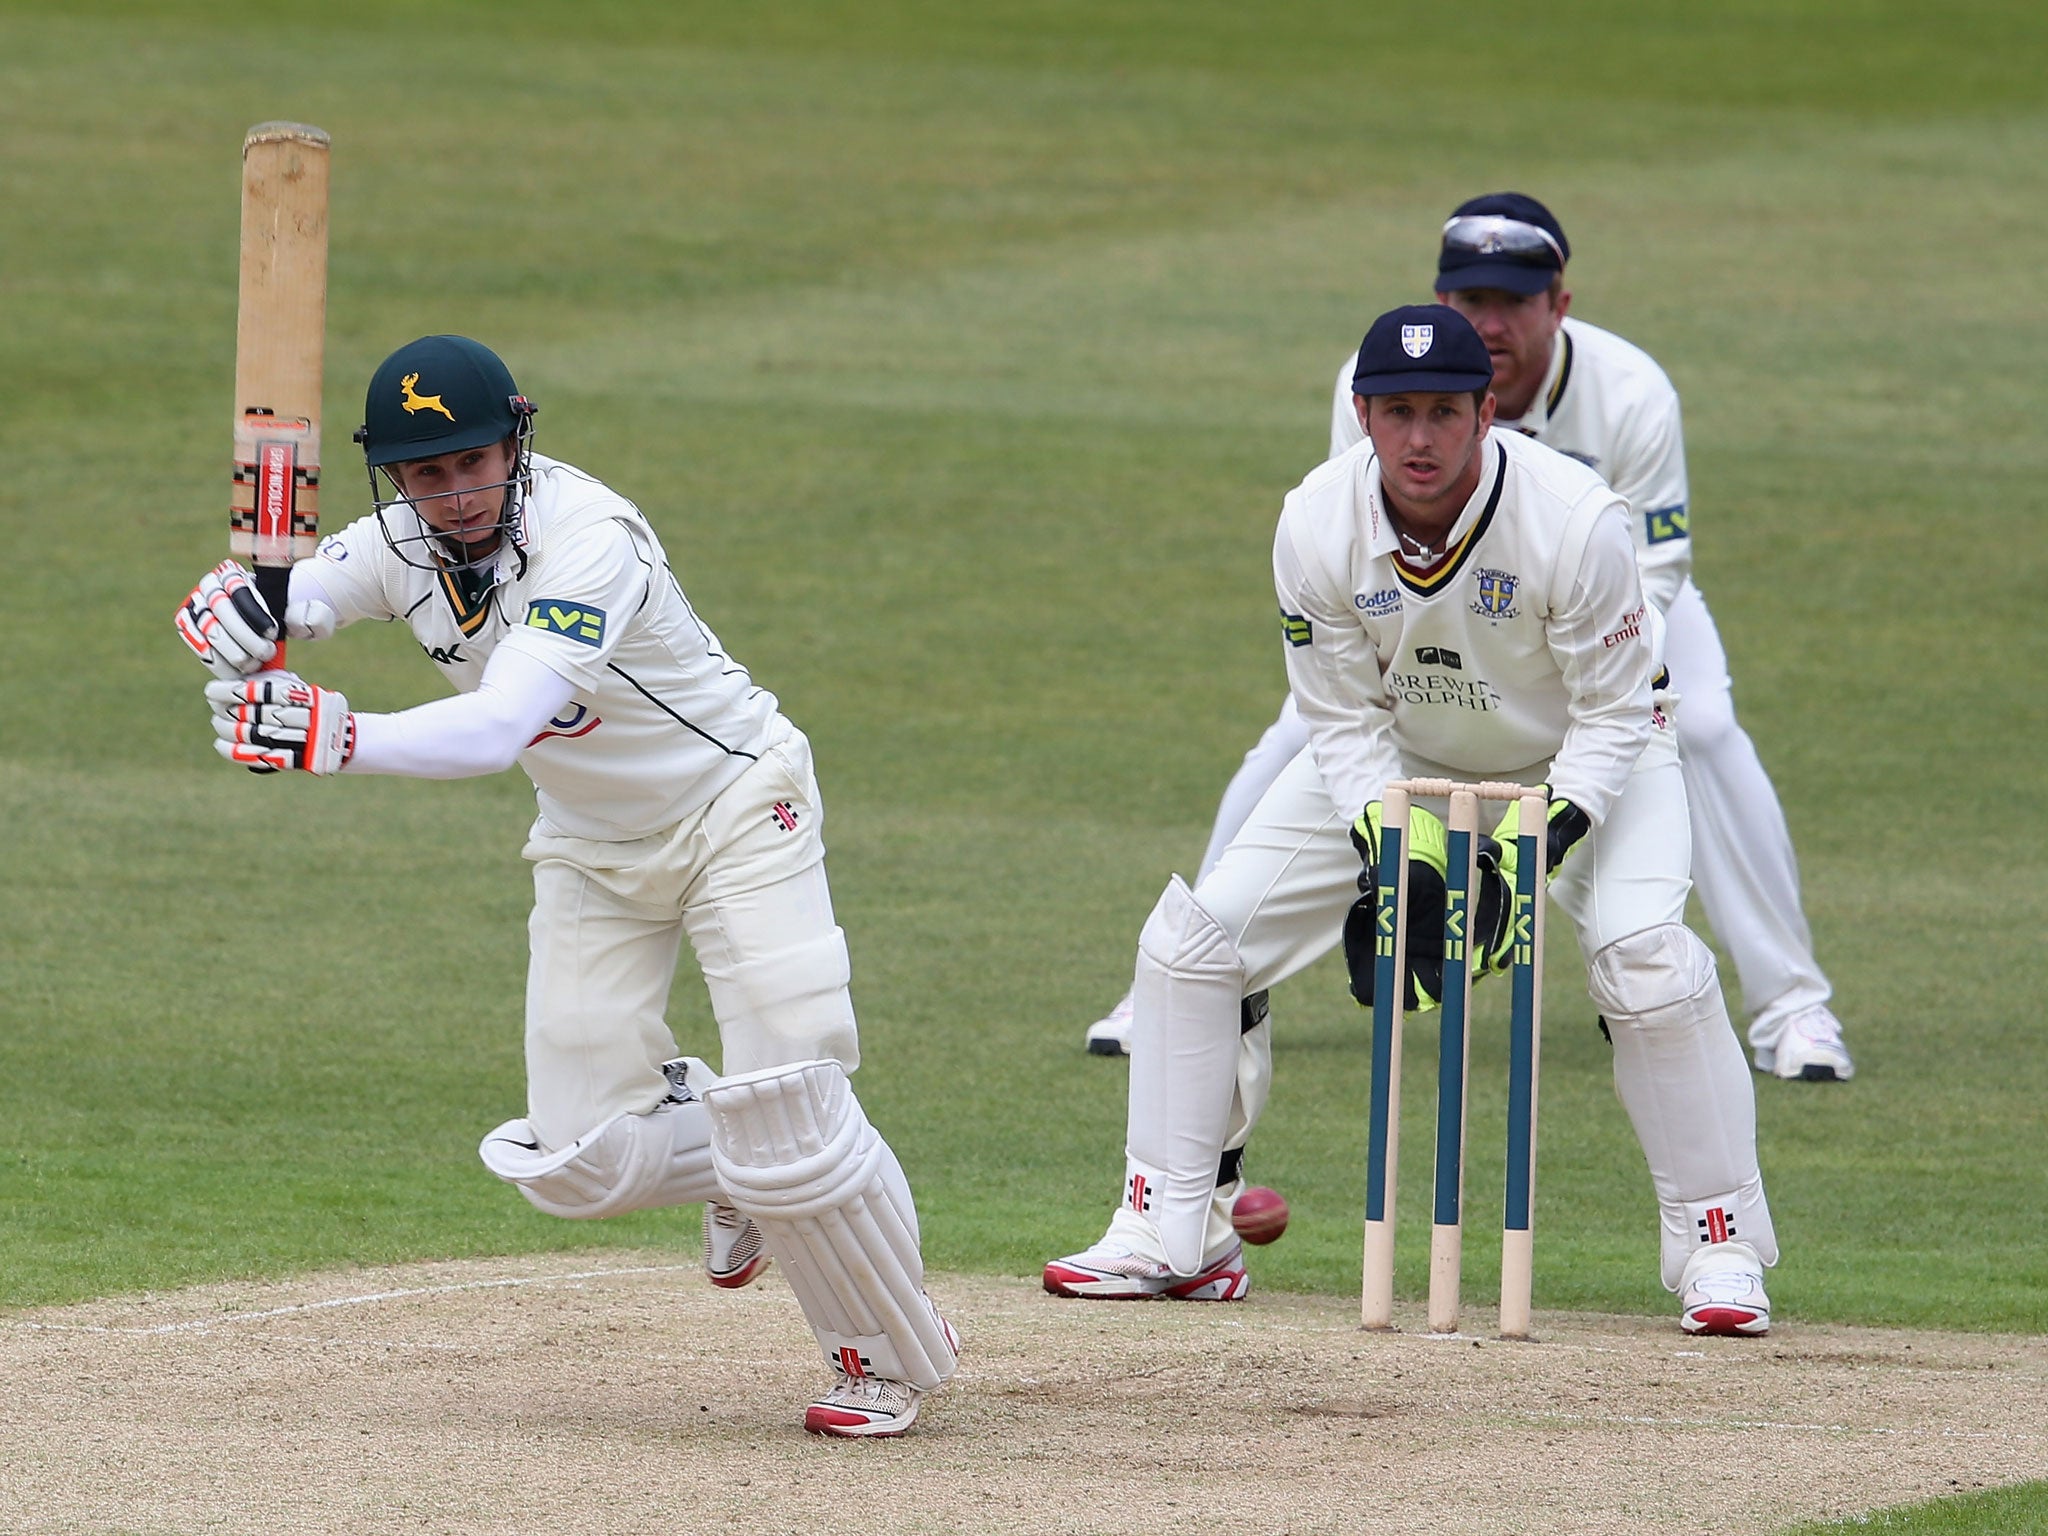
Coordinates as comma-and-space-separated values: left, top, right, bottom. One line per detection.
175, 560, 278, 679
206, 673, 355, 775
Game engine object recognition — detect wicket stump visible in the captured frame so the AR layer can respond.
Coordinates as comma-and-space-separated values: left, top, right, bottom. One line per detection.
1361, 779, 1547, 1339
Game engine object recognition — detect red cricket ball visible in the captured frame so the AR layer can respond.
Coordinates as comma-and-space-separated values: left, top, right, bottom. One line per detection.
1231, 1184, 1290, 1245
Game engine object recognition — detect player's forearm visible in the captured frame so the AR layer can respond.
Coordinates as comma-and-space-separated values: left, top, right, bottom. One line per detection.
1636, 538, 1691, 616
1551, 619, 1655, 820
344, 648, 577, 779
1281, 619, 1402, 815
1545, 516, 1657, 822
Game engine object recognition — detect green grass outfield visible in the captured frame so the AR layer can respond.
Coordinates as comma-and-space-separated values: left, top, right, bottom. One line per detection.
3, 0, 2044, 1397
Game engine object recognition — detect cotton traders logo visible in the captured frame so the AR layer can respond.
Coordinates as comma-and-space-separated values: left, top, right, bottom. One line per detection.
1355, 588, 1401, 617
1471, 567, 1520, 620
1401, 324, 1434, 358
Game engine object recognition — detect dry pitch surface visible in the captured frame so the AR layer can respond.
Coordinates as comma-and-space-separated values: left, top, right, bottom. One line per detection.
6, 1252, 2042, 1535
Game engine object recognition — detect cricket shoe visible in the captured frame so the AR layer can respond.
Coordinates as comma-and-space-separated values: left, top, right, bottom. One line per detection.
1084, 991, 1135, 1056
703, 1200, 769, 1290
1679, 1241, 1771, 1336
1751, 1005, 1854, 1082
803, 1314, 960, 1438
1043, 1211, 1249, 1301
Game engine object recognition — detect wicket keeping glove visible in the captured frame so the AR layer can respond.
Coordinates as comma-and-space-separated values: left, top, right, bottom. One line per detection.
1488, 791, 1592, 877
206, 673, 355, 775
1343, 806, 1523, 1011
1471, 793, 1590, 978
1342, 801, 1451, 1012
175, 559, 340, 679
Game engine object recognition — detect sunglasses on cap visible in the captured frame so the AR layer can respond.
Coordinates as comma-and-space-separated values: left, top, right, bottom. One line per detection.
1440, 214, 1566, 266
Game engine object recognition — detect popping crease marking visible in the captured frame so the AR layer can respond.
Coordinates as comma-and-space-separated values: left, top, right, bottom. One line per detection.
8, 1263, 695, 1337
1519, 1410, 2042, 1443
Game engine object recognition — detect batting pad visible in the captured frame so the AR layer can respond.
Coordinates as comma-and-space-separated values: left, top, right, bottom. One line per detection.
1590, 923, 1779, 1289
478, 1097, 720, 1219
1128, 875, 1247, 1277
693, 1057, 957, 1392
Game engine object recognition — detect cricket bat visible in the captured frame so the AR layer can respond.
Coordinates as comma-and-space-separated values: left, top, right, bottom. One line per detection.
230, 121, 329, 669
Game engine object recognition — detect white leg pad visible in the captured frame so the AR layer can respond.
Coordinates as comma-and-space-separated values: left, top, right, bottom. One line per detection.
1127, 875, 1247, 1277
478, 1096, 720, 1220
694, 1057, 957, 1391
1588, 924, 1780, 1289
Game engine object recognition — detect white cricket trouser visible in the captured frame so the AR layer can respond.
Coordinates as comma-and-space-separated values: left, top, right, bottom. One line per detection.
1197, 579, 1832, 1030
521, 725, 859, 1150
1662, 578, 1832, 1035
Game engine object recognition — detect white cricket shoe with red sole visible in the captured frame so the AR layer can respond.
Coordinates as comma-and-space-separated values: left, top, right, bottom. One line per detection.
1679, 1241, 1771, 1336
1044, 1210, 1249, 1301
703, 1200, 769, 1289
803, 1314, 961, 1439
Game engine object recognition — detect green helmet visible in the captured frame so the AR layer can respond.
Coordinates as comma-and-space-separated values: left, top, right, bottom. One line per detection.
356, 335, 530, 467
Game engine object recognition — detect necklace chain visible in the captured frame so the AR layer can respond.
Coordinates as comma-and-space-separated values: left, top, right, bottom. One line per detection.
1394, 524, 1447, 563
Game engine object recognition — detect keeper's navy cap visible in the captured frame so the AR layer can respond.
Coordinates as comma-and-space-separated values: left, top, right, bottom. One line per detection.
1435, 192, 1570, 296
1350, 304, 1494, 397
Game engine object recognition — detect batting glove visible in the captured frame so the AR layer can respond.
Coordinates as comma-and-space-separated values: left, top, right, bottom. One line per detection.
175, 560, 277, 679
206, 673, 355, 775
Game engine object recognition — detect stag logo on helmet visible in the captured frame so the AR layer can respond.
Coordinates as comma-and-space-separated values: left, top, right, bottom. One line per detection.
399, 373, 455, 421
524, 600, 607, 647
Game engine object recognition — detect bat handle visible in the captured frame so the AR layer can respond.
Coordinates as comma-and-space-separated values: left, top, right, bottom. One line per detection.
253, 563, 292, 672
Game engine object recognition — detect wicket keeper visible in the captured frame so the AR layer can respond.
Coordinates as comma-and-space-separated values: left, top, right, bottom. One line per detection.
1085, 194, 1851, 1087
1047, 306, 1778, 1336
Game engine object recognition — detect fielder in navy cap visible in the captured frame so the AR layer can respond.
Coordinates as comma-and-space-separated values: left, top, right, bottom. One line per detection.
1436, 191, 1570, 296
1350, 303, 1495, 397
1345, 303, 1498, 556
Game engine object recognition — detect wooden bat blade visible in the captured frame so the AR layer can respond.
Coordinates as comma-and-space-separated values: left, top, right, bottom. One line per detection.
230, 121, 329, 605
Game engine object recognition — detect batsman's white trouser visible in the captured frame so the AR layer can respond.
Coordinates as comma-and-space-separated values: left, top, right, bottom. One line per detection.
1194, 577, 1832, 1035
1125, 727, 1775, 1288
1661, 578, 1833, 1038
521, 724, 859, 1151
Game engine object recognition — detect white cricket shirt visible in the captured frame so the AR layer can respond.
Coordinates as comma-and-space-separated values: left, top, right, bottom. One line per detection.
1329, 316, 1693, 613
298, 453, 782, 840
1274, 429, 1658, 825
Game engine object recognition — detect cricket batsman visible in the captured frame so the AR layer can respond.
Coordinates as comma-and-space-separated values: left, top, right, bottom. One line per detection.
175, 335, 957, 1436
1046, 305, 1778, 1335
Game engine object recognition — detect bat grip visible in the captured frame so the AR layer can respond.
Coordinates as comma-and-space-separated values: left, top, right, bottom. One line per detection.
253, 564, 292, 672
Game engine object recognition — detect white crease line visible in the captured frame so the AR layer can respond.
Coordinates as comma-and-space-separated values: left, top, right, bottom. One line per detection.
8, 1264, 697, 1338
1527, 1410, 2043, 1443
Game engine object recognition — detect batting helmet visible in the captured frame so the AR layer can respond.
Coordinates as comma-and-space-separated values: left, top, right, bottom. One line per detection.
355, 335, 533, 467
